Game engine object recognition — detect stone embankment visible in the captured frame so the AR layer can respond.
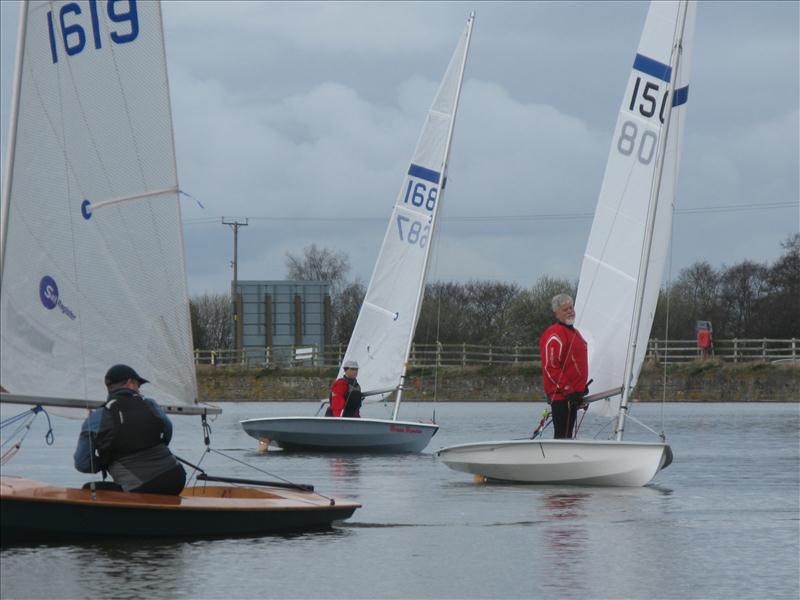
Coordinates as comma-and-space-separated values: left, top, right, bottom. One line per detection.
197, 361, 799, 402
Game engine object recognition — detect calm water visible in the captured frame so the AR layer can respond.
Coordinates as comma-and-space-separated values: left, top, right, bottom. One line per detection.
1, 401, 798, 600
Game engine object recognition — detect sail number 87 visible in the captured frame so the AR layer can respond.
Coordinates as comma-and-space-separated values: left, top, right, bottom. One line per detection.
397, 215, 430, 248
617, 120, 657, 165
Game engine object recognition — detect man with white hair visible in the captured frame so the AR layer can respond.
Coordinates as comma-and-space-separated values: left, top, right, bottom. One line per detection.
326, 359, 363, 418
539, 293, 589, 438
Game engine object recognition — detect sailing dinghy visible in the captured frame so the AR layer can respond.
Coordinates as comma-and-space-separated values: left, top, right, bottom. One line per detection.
437, 0, 696, 486
0, 0, 358, 542
240, 14, 475, 454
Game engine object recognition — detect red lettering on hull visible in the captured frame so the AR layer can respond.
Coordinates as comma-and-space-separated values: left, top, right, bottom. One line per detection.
389, 425, 422, 434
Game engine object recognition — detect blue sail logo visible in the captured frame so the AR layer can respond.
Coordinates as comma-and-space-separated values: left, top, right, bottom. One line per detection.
39, 276, 77, 320
39, 276, 59, 309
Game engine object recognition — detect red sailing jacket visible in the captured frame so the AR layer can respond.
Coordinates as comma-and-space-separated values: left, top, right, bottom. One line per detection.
540, 322, 588, 401
329, 377, 362, 417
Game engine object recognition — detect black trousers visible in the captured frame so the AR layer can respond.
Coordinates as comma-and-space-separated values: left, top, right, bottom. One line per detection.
552, 400, 579, 439
131, 463, 187, 496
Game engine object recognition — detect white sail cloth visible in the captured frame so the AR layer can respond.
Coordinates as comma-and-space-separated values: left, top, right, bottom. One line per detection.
341, 18, 473, 397
0, 1, 196, 406
575, 1, 696, 416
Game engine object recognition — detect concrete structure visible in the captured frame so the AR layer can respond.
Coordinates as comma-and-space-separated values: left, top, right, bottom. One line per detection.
232, 280, 332, 365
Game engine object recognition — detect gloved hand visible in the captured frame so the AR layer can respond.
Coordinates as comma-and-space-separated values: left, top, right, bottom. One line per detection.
566, 391, 587, 409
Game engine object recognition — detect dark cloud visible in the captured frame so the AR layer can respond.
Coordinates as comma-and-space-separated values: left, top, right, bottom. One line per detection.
2, 1, 797, 295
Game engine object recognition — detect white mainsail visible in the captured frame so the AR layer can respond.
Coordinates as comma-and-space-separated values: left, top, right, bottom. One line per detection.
575, 1, 696, 417
341, 15, 474, 409
0, 1, 196, 407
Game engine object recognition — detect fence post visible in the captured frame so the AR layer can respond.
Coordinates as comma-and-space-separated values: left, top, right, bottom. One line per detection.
514, 344, 519, 364
762, 338, 767, 361
211, 351, 216, 366
437, 342, 442, 368
793, 338, 797, 360
489, 344, 493, 365
462, 343, 466, 368
733, 338, 739, 362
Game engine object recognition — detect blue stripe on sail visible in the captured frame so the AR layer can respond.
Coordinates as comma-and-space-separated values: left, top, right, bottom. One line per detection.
672, 85, 689, 107
633, 53, 672, 82
408, 164, 441, 184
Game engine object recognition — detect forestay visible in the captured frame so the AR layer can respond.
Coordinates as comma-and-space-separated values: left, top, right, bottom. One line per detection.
574, 1, 696, 416
0, 1, 196, 407
341, 16, 473, 400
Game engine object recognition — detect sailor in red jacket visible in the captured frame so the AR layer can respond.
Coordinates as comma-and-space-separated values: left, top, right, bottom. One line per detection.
540, 293, 589, 439
326, 359, 363, 418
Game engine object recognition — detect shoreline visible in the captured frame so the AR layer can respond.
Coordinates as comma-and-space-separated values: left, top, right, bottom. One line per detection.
197, 361, 800, 402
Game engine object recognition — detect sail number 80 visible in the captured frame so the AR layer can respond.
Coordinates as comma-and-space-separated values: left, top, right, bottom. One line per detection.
617, 121, 657, 165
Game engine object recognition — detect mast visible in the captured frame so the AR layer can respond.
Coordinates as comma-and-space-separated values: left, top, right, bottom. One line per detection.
0, 1, 28, 293
392, 12, 475, 420
615, 0, 689, 440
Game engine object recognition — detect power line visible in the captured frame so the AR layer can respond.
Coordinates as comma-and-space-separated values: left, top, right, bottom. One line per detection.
183, 200, 797, 226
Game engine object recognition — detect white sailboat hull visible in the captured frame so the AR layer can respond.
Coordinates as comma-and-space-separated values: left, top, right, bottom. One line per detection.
436, 439, 671, 487
241, 417, 439, 453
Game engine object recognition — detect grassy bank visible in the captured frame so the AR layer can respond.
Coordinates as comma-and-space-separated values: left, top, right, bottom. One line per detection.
197, 360, 799, 402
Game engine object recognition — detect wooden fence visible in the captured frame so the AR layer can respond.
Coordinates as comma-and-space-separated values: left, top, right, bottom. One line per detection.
194, 338, 799, 368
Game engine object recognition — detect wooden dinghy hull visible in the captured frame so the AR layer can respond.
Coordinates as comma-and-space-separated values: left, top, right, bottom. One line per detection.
0, 476, 359, 544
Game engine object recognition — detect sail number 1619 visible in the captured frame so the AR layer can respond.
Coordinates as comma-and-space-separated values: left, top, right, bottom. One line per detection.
47, 0, 139, 64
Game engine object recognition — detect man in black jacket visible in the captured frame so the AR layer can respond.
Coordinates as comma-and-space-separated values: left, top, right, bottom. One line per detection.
74, 364, 186, 495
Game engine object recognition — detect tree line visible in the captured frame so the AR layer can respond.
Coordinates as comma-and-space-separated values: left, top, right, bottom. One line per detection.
190, 235, 799, 349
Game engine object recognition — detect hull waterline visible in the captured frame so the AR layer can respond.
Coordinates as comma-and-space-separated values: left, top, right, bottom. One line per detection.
436, 439, 671, 487
240, 417, 438, 453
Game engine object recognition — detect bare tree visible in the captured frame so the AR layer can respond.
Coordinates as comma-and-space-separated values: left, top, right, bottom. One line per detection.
763, 234, 800, 337
285, 244, 350, 296
718, 260, 769, 338
190, 293, 233, 349
661, 261, 721, 338
333, 280, 366, 345
508, 276, 576, 345
462, 281, 521, 345
416, 282, 471, 344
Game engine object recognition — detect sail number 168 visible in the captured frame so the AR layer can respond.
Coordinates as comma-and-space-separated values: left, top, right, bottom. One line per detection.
403, 178, 438, 212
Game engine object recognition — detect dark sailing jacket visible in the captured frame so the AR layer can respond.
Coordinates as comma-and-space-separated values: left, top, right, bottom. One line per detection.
74, 388, 180, 491
327, 376, 363, 417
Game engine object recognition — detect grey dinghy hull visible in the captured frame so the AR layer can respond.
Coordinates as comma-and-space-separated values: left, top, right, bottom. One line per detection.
436, 439, 672, 487
240, 417, 439, 453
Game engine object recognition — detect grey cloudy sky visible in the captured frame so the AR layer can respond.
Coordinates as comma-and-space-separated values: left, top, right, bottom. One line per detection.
1, 1, 798, 296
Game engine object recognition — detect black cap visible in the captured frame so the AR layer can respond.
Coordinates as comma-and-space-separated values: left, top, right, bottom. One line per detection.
104, 364, 149, 387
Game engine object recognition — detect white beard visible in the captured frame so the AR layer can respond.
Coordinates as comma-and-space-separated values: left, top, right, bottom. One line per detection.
564, 317, 575, 326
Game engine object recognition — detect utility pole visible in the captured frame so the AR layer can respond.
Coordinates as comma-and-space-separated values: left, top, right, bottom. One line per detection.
222, 217, 248, 352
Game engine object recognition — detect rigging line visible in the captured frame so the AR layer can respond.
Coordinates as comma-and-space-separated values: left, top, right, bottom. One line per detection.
180, 201, 796, 226
207, 447, 335, 503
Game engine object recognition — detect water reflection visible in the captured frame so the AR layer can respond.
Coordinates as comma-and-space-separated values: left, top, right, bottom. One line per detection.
538, 492, 591, 597
541, 492, 589, 553
326, 456, 361, 484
